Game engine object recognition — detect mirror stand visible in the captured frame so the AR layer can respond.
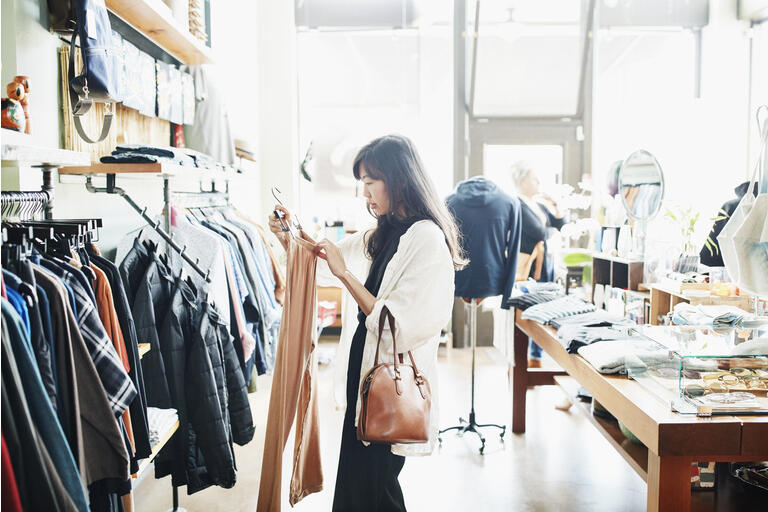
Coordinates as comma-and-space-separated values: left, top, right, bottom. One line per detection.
631, 219, 647, 259
618, 149, 665, 262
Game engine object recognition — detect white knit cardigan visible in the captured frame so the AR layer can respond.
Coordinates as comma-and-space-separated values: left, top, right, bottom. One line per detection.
318, 220, 455, 456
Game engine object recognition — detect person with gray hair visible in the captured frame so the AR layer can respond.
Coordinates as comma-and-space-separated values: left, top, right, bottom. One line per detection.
511, 161, 566, 367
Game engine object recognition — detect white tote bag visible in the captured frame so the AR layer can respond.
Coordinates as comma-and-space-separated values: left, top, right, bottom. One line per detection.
717, 166, 757, 284
732, 189, 768, 295
726, 108, 768, 294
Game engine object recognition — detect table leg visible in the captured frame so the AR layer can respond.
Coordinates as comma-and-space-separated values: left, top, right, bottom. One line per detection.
512, 324, 528, 433
647, 452, 691, 512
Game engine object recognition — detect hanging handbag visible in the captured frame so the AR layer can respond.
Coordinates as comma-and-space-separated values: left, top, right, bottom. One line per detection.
357, 307, 431, 445
68, 0, 120, 143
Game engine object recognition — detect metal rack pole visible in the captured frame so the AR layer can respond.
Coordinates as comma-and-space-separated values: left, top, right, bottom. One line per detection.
84, 175, 211, 283
36, 165, 57, 219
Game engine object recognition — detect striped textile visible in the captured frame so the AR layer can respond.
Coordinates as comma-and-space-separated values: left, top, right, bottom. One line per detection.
520, 296, 596, 325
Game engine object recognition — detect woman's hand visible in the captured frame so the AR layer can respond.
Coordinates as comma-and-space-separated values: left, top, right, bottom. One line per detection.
315, 238, 347, 277
268, 204, 291, 250
539, 193, 564, 218
317, 238, 376, 315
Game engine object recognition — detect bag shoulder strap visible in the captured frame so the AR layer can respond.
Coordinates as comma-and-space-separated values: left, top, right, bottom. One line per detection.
375, 306, 424, 379
73, 113, 113, 144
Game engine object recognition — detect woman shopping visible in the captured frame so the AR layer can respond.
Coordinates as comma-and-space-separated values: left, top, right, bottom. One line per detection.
269, 135, 463, 511
511, 161, 566, 366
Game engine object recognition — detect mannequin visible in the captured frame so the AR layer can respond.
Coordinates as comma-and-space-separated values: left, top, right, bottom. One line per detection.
442, 176, 522, 453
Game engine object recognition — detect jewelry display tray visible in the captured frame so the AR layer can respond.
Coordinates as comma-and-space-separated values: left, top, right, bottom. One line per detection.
624, 325, 768, 415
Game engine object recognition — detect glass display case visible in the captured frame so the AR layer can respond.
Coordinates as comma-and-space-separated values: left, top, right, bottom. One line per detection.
624, 325, 768, 415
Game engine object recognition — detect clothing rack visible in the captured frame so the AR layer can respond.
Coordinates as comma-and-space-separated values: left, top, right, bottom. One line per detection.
1, 190, 53, 220
171, 189, 230, 209
84, 174, 212, 283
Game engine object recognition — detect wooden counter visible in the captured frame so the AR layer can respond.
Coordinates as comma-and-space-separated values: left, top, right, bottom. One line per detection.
513, 311, 768, 512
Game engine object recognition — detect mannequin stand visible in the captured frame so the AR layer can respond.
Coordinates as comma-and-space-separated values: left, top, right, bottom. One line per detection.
438, 298, 506, 454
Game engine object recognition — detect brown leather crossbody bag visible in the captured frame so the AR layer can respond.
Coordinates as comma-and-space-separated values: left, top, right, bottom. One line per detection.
357, 307, 431, 444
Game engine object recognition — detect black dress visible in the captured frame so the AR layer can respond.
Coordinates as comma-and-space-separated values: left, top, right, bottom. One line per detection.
332, 218, 415, 512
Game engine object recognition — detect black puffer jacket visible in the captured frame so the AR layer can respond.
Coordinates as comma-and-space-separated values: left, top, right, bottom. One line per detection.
185, 301, 237, 494
153, 276, 199, 487
207, 303, 254, 446
152, 277, 252, 494
185, 301, 254, 494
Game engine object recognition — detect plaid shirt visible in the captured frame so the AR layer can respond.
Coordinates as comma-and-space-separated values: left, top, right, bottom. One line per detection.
42, 260, 137, 415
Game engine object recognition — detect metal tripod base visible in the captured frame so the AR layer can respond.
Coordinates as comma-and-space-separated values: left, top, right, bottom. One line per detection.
439, 412, 506, 454
438, 299, 506, 455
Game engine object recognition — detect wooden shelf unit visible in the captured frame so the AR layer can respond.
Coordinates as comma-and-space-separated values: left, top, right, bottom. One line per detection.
134, 419, 180, 478
106, 0, 213, 65
647, 284, 754, 326
59, 162, 234, 181
591, 253, 644, 302
555, 375, 648, 481
60, 162, 186, 176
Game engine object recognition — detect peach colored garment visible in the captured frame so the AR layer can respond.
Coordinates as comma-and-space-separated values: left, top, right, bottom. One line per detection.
255, 223, 286, 306
257, 235, 322, 511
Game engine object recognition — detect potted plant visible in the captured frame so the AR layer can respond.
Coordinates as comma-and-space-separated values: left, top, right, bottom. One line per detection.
664, 203, 701, 273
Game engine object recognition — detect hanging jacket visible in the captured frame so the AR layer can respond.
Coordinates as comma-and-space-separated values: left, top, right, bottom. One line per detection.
32, 267, 131, 485
446, 177, 522, 308
1, 301, 89, 511
2, 302, 82, 512
3, 266, 57, 410
1, 434, 23, 512
123, 253, 175, 409
185, 300, 238, 493
88, 251, 152, 461
205, 302, 254, 446
153, 277, 199, 487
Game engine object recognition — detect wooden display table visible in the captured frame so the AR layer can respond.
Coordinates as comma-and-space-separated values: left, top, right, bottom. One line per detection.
512, 311, 768, 512
646, 283, 754, 325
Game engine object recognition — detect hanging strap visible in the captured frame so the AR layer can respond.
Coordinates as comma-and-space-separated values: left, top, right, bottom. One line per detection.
757, 105, 768, 194
73, 113, 113, 144
375, 306, 426, 385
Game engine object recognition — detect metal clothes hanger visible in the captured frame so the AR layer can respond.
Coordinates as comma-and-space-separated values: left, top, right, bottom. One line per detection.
271, 187, 303, 238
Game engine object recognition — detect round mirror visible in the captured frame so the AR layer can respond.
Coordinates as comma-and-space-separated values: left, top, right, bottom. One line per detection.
618, 150, 664, 221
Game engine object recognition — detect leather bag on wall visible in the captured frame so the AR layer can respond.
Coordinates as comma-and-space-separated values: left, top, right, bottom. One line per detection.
67, 0, 121, 143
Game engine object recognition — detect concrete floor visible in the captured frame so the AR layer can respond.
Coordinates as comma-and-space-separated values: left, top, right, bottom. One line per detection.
134, 343, 761, 511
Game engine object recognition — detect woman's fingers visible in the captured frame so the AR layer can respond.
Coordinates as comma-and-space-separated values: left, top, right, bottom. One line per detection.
313, 240, 329, 260
274, 204, 291, 223
267, 215, 283, 234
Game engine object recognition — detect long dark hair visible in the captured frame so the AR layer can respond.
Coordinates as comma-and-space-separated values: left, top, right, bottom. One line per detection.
353, 134, 468, 270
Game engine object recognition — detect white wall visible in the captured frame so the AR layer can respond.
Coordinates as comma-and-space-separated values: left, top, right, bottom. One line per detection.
254, 0, 299, 225
1, 0, 62, 148
592, 0, 755, 254
293, 25, 454, 233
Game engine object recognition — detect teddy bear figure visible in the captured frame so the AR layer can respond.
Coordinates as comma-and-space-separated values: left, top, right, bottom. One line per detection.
6, 76, 31, 134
